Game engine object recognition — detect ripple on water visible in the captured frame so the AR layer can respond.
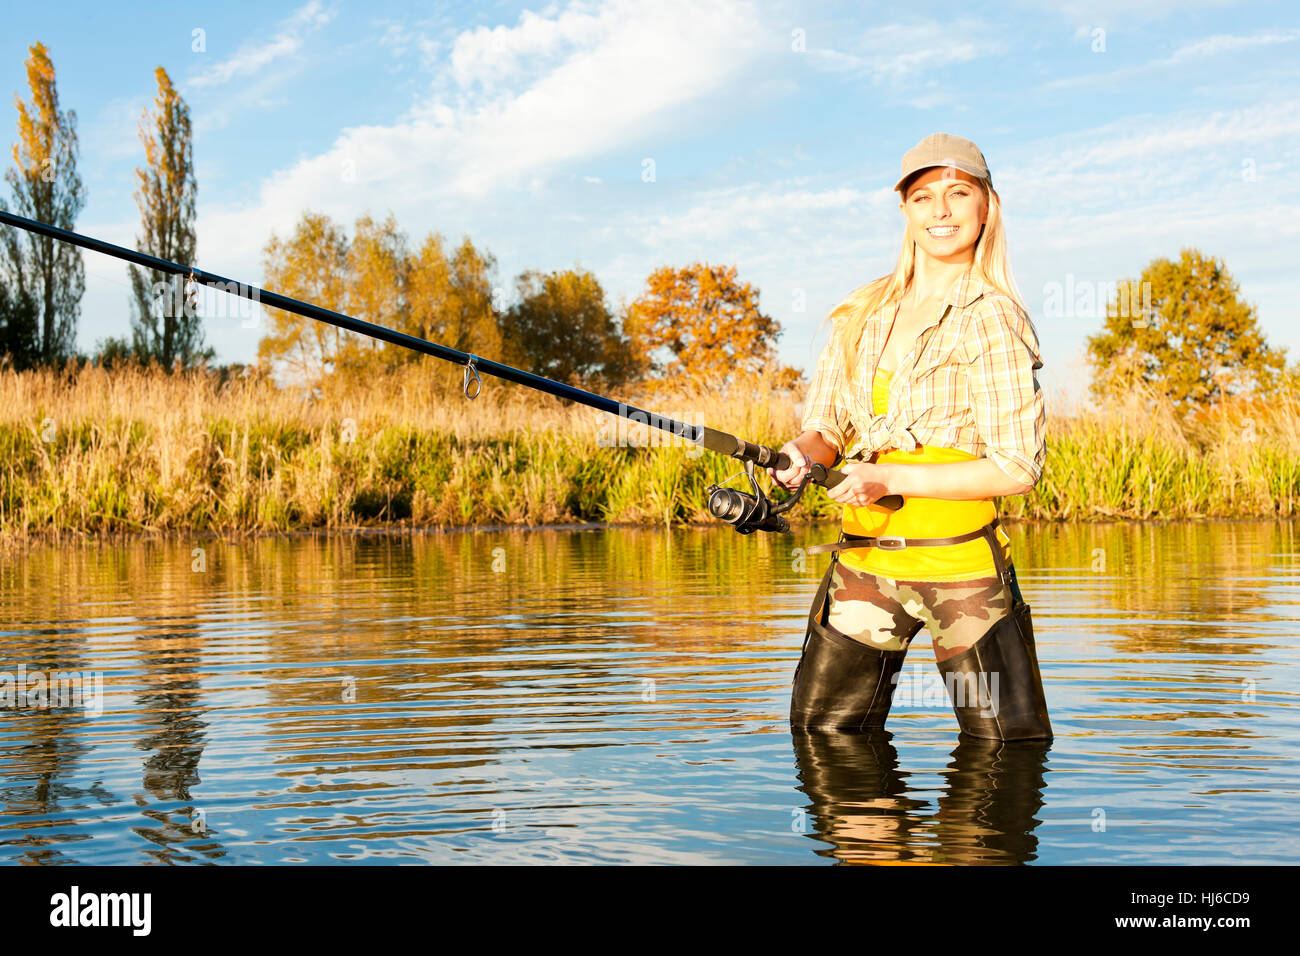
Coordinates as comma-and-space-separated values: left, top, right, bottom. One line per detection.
1, 521, 1298, 864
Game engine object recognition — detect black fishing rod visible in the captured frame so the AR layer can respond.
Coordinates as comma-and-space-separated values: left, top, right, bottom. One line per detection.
0, 209, 902, 532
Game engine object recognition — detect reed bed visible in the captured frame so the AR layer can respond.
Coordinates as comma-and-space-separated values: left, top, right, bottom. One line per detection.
1, 363, 1297, 544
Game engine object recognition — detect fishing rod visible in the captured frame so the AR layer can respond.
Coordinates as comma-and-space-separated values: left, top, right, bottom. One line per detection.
0, 209, 902, 533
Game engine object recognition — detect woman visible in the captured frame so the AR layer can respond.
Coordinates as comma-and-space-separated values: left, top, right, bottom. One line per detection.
771, 133, 1052, 741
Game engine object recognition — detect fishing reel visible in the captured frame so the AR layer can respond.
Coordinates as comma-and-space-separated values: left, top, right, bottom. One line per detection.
706, 460, 827, 535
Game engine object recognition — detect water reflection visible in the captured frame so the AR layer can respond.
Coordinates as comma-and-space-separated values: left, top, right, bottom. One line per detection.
793, 730, 1050, 865
0, 518, 1295, 864
132, 614, 221, 863
0, 619, 101, 864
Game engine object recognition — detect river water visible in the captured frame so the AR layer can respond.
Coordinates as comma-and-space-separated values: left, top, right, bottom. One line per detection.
1, 520, 1296, 865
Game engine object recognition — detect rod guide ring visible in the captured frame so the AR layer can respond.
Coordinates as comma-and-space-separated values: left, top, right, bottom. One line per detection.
463, 355, 482, 400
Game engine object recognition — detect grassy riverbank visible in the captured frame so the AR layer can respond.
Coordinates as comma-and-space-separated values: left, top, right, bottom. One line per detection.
1, 364, 1297, 542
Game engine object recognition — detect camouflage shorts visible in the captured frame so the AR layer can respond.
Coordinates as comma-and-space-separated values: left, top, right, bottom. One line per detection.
824, 559, 1016, 661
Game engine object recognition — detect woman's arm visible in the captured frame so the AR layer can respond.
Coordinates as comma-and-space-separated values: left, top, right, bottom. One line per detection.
877, 458, 1032, 500
779, 327, 859, 490
769, 429, 842, 491
793, 429, 841, 469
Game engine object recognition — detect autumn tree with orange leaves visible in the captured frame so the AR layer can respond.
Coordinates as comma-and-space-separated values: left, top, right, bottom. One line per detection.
257, 210, 501, 386
623, 262, 801, 393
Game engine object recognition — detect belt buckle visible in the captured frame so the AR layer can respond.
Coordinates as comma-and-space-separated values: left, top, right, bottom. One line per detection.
875, 535, 906, 551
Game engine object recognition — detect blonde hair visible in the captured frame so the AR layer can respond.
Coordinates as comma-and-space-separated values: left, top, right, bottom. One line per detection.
822, 176, 1027, 382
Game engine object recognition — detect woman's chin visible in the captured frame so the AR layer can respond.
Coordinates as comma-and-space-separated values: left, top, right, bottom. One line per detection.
917, 239, 977, 262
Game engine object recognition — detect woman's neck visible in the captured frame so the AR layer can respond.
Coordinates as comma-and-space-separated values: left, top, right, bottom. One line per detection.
907, 252, 974, 306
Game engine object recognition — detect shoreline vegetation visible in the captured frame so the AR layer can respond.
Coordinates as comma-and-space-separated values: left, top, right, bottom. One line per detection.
2, 364, 1298, 547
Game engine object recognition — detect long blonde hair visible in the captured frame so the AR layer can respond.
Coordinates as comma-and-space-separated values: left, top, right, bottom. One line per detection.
822, 176, 1027, 381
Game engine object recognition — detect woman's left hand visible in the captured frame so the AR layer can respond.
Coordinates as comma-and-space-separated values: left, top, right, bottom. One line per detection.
826, 461, 893, 508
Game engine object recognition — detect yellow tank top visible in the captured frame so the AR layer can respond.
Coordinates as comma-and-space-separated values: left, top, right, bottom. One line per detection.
837, 366, 1011, 582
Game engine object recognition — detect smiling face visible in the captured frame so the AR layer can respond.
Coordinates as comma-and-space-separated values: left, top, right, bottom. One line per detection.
900, 166, 989, 264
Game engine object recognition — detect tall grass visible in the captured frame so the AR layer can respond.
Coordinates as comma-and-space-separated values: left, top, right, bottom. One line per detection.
1, 364, 1297, 544
1014, 379, 1300, 520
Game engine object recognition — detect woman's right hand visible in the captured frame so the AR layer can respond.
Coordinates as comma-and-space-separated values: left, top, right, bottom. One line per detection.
767, 440, 810, 492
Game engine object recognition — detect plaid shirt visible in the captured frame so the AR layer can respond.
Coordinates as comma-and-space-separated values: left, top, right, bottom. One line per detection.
799, 270, 1047, 487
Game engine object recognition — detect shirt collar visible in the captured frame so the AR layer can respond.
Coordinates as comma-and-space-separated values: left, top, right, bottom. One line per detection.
944, 268, 988, 309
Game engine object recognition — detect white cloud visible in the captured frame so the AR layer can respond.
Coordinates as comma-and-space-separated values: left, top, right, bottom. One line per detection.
998, 97, 1300, 192
635, 183, 889, 248
1039, 0, 1241, 30
196, 0, 773, 250
989, 97, 1300, 396
809, 18, 1004, 84
188, 1, 335, 90
448, 6, 610, 92
80, 96, 151, 163
1042, 27, 1300, 90
371, 12, 456, 72
1165, 28, 1300, 63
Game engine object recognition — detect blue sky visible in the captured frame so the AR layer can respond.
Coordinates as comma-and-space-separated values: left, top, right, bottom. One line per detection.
2, 0, 1297, 403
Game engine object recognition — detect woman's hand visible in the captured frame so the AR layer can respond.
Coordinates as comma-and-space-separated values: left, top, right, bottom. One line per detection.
767, 440, 810, 492
826, 461, 893, 508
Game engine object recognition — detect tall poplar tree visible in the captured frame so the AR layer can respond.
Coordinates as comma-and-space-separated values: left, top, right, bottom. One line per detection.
129, 66, 208, 369
1, 41, 84, 365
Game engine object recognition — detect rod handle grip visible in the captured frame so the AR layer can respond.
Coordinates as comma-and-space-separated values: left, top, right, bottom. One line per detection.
772, 453, 903, 512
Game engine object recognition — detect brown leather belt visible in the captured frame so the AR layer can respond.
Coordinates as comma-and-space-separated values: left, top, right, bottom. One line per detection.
805, 518, 1000, 555
806, 517, 1013, 589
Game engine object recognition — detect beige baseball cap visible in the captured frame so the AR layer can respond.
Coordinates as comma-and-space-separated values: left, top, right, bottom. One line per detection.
894, 133, 991, 194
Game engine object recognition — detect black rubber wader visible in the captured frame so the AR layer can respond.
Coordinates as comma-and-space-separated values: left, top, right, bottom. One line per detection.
788, 551, 908, 732
789, 519, 1052, 741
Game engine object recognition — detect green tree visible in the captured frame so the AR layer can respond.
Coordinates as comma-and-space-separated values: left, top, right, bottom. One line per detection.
128, 66, 210, 369
1086, 249, 1287, 407
0, 276, 38, 367
500, 267, 638, 387
91, 334, 136, 369
1, 41, 85, 364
